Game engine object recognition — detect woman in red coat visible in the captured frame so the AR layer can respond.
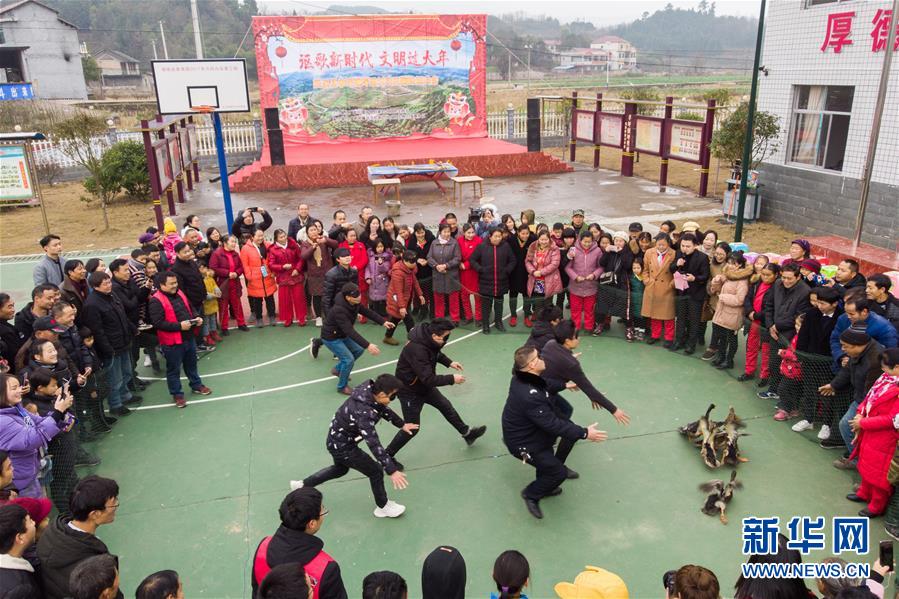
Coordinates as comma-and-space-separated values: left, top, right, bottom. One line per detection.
458, 223, 483, 324
208, 234, 247, 333
268, 229, 306, 327
849, 348, 899, 516
383, 249, 424, 345
339, 228, 370, 321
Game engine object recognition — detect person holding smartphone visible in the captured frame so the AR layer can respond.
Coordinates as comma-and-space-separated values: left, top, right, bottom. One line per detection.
148, 272, 212, 409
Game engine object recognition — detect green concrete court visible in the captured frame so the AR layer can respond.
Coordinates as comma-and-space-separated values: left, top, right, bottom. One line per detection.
0, 256, 887, 598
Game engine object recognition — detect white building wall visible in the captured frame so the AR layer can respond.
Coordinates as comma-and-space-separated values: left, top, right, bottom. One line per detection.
758, 0, 898, 185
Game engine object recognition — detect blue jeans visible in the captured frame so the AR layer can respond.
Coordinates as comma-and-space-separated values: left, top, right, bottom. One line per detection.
160, 336, 203, 396
839, 400, 859, 459
104, 349, 133, 410
322, 337, 364, 390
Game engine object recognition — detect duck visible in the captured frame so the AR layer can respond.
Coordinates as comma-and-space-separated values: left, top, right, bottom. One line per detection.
700, 470, 742, 524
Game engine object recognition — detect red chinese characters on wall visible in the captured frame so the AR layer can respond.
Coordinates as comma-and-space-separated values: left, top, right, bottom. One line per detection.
820, 9, 899, 54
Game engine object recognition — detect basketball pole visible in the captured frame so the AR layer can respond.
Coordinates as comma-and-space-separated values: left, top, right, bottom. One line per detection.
212, 112, 235, 233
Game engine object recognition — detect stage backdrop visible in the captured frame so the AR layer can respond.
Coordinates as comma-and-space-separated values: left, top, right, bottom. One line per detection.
252, 14, 487, 144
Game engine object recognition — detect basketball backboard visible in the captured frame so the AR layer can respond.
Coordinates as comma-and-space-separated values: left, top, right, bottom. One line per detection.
151, 59, 250, 115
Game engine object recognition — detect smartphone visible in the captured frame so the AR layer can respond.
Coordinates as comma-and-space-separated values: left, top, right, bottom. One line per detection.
880, 539, 894, 572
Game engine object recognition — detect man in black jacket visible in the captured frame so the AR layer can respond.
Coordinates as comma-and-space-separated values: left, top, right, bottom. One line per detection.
287, 203, 316, 241
310, 248, 357, 359
867, 274, 899, 332
83, 272, 138, 416
293, 375, 415, 520
502, 345, 607, 519
525, 305, 562, 351
318, 283, 393, 395
670, 234, 711, 354
759, 264, 811, 400
827, 258, 866, 296
14, 283, 58, 341
0, 293, 23, 372
170, 242, 213, 353
251, 487, 348, 598
36, 475, 123, 599
231, 206, 273, 243
384, 319, 486, 463
542, 320, 630, 477
110, 258, 151, 389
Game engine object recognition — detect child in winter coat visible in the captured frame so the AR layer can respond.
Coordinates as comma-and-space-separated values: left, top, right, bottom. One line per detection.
564, 232, 603, 331
629, 261, 646, 341
709, 251, 752, 370
201, 265, 222, 346
774, 313, 805, 421
161, 218, 183, 265
741, 262, 779, 385
366, 239, 393, 317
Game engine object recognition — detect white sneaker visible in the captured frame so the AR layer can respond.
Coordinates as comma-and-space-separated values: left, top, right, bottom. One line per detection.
315, 317, 323, 327
289, 480, 304, 490
143, 355, 152, 367
791, 419, 813, 432
818, 425, 832, 440
373, 500, 405, 518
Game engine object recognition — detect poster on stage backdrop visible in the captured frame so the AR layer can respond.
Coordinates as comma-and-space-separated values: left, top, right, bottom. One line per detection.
668, 122, 704, 162
574, 111, 595, 143
635, 117, 663, 154
598, 113, 623, 148
253, 14, 487, 142
0, 144, 36, 204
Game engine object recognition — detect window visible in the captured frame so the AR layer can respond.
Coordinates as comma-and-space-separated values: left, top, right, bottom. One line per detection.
805, 0, 853, 7
788, 85, 853, 171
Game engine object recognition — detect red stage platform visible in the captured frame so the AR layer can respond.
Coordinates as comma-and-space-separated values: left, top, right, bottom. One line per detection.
230, 137, 571, 192
808, 236, 899, 276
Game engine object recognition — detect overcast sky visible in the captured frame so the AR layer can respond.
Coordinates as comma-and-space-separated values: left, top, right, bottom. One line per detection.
259, 0, 762, 27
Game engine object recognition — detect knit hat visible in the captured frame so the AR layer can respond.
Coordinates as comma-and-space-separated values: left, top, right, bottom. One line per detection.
421, 546, 466, 599
10, 497, 53, 525
612, 231, 628, 242
791, 239, 811, 254
572, 209, 585, 217
555, 566, 629, 599
34, 316, 66, 333
681, 221, 700, 233
840, 326, 870, 346
138, 232, 156, 244
163, 218, 177, 234
334, 247, 351, 259
800, 259, 821, 274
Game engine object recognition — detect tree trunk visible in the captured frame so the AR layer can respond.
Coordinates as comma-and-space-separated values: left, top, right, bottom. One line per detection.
101, 199, 110, 231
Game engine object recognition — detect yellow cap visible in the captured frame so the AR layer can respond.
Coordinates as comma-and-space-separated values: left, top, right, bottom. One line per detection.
554, 566, 629, 599
682, 221, 701, 232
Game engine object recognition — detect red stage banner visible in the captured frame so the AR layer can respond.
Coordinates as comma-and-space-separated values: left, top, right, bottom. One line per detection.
252, 14, 487, 144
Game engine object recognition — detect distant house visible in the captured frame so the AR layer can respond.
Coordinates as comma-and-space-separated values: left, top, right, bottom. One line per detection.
0, 0, 87, 99
543, 39, 561, 53
590, 35, 637, 71
93, 48, 150, 89
557, 48, 611, 72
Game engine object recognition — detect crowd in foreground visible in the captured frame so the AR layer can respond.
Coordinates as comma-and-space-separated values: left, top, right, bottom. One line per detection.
1, 201, 898, 598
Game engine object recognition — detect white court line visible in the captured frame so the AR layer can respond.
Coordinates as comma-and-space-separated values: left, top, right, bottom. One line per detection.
133, 326, 490, 411
141, 344, 311, 381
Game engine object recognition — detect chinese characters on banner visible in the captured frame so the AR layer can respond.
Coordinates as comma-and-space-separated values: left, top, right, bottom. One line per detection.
669, 123, 704, 162
0, 145, 36, 204
575, 111, 595, 142
821, 9, 899, 53
0, 83, 34, 101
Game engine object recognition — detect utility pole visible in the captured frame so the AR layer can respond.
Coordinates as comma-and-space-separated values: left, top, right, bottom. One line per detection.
733, 0, 766, 242
606, 56, 610, 85
159, 21, 169, 59
526, 45, 531, 94
152, 38, 158, 60
190, 0, 204, 59
853, 0, 898, 248
508, 52, 512, 83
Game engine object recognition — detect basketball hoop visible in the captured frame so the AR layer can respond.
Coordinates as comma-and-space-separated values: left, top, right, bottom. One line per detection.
190, 105, 216, 113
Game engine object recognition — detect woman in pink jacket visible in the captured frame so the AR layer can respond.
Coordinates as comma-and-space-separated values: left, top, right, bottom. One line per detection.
565, 232, 603, 331
525, 231, 562, 315
848, 349, 899, 517
458, 223, 483, 324
268, 229, 306, 327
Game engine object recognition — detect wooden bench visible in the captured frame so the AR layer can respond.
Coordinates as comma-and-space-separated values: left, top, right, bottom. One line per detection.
450, 175, 483, 205
371, 178, 401, 205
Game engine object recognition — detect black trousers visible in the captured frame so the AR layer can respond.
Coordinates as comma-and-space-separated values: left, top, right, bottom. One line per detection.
719, 329, 739, 363
799, 367, 835, 424
385, 313, 415, 339
304, 446, 388, 508
767, 330, 795, 394
482, 295, 505, 328
385, 388, 468, 456
521, 448, 568, 501
554, 396, 577, 464
309, 295, 322, 318
248, 295, 276, 320
47, 431, 79, 517
675, 297, 704, 350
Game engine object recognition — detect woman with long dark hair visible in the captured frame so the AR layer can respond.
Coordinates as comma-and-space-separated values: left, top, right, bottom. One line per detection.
300, 220, 339, 326
734, 534, 812, 599
409, 223, 435, 320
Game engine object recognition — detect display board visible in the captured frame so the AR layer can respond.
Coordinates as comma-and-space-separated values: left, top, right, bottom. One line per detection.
252, 14, 487, 142
598, 113, 624, 148
574, 110, 595, 143
634, 117, 663, 155
667, 120, 705, 163
0, 144, 36, 205
153, 139, 173, 192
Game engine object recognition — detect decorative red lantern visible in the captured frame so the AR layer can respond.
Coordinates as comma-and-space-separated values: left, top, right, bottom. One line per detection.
275, 46, 287, 58
450, 39, 461, 51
